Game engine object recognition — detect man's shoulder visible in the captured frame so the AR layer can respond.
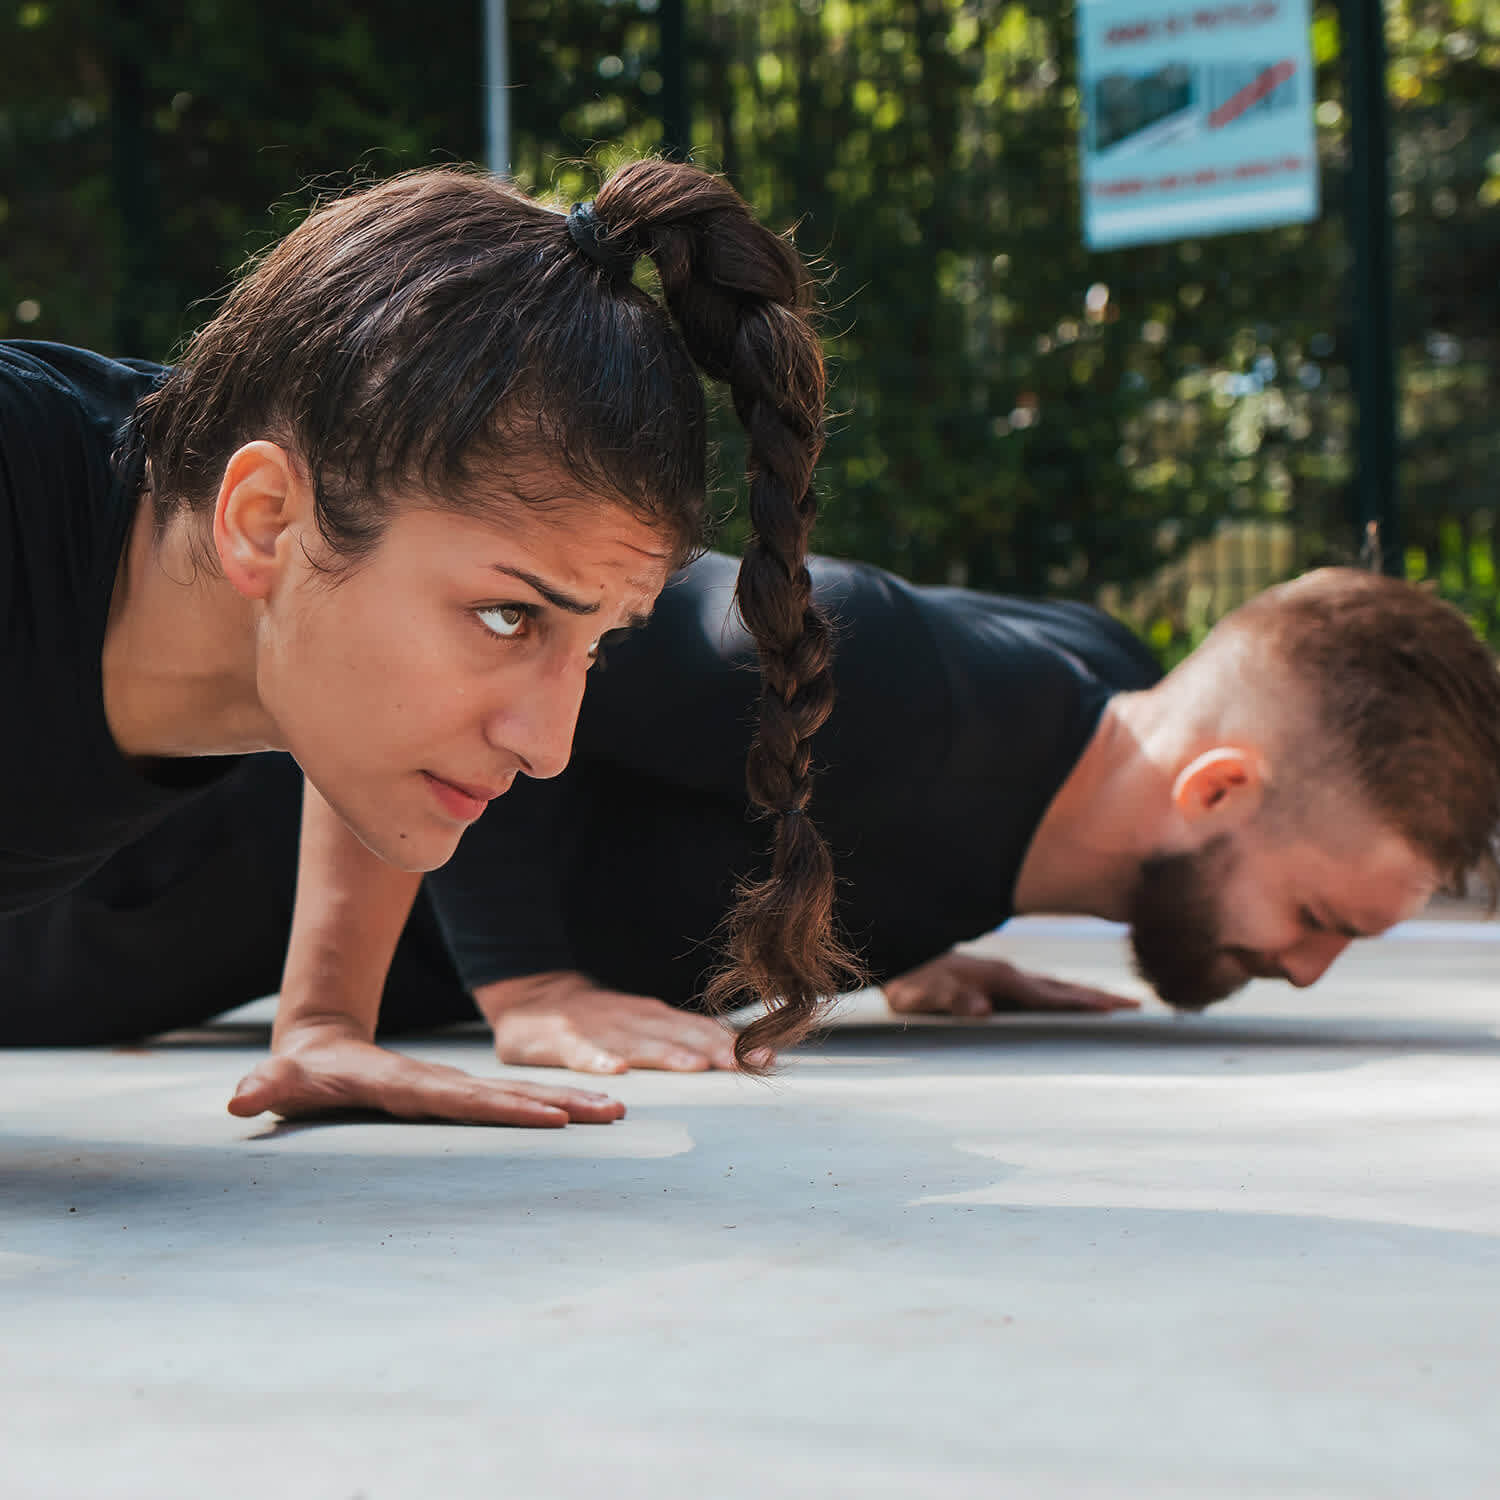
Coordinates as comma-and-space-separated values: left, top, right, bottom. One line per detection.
914, 588, 1160, 693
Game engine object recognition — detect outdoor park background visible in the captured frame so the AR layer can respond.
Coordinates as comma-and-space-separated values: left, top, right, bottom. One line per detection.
2, 0, 1496, 660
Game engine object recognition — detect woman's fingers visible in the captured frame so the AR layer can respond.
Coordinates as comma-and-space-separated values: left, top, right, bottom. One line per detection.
556, 1037, 632, 1075
227, 1056, 320, 1118
641, 1015, 739, 1071
619, 1036, 715, 1071
600, 1007, 739, 1071
490, 990, 738, 1073
495, 1022, 630, 1075
368, 1061, 624, 1126
227, 1042, 625, 1126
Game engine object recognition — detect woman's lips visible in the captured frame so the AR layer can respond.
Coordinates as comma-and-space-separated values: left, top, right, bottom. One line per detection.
422, 771, 501, 823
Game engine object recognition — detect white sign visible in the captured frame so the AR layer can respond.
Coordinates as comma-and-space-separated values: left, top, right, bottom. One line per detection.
1077, 0, 1320, 249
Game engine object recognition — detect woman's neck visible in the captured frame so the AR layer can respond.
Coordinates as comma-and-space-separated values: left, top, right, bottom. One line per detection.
100, 493, 284, 759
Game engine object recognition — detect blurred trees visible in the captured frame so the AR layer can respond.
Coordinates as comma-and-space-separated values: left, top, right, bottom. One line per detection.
2, 0, 1497, 643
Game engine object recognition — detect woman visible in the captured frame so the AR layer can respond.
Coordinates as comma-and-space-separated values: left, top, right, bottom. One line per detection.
0, 161, 857, 1124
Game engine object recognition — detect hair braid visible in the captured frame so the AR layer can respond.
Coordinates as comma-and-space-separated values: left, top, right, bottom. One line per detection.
593, 160, 864, 1069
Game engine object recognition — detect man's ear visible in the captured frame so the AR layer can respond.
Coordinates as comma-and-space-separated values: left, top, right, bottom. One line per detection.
212, 441, 306, 601
1171, 747, 1267, 826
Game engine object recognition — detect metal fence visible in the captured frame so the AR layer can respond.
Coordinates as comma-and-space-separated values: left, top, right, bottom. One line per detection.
652, 0, 1500, 656
3, 0, 1496, 657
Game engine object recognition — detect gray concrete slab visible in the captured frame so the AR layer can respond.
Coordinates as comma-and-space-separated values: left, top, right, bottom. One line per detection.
3, 919, 1499, 1499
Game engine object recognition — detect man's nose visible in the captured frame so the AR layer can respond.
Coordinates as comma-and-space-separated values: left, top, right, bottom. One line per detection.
1280, 933, 1353, 989
482, 660, 588, 780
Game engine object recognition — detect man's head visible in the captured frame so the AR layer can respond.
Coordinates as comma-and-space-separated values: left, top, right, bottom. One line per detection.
1127, 569, 1500, 1009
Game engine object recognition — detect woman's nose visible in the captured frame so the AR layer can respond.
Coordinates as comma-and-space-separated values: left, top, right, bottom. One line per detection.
482, 660, 589, 780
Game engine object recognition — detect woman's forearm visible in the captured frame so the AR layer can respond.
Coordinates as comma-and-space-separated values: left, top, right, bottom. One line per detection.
230, 781, 626, 1125
272, 779, 423, 1049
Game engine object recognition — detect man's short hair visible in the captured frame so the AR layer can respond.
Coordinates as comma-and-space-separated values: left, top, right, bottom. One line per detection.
1229, 569, 1500, 898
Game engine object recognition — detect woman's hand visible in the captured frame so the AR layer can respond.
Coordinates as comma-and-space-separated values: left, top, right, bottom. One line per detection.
227, 1026, 625, 1126
476, 971, 739, 1074
230, 785, 622, 1125
882, 952, 1141, 1018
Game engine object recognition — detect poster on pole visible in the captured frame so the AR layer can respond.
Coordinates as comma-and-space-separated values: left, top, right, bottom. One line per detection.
1076, 0, 1320, 249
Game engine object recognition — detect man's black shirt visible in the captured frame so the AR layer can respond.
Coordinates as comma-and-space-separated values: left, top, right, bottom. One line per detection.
0, 341, 230, 915
430, 550, 1162, 1003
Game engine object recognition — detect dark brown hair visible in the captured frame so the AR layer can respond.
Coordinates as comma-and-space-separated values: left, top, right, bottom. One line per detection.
136, 161, 862, 1067
1234, 568, 1500, 897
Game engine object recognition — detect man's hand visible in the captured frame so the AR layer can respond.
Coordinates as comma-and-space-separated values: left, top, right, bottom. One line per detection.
882, 952, 1140, 1018
476, 971, 738, 1074
228, 1029, 625, 1127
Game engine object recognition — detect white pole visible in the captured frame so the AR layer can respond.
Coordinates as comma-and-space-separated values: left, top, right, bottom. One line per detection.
483, 0, 510, 175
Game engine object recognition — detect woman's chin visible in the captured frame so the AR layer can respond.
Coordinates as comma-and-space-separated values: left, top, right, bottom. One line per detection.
364, 821, 465, 873
323, 788, 468, 873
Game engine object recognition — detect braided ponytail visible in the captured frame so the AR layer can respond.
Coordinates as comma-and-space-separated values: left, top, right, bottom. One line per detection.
591, 161, 864, 1069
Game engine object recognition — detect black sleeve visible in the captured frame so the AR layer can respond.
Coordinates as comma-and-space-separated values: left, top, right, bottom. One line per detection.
424, 765, 592, 989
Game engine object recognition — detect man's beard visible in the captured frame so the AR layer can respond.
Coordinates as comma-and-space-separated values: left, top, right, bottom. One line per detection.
1127, 834, 1250, 1012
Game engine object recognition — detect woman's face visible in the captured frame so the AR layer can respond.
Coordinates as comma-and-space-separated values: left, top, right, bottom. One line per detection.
250, 474, 672, 871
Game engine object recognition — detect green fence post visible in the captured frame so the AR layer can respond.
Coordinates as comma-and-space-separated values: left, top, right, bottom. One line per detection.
110, 0, 151, 358
1341, 0, 1402, 574
660, 0, 688, 158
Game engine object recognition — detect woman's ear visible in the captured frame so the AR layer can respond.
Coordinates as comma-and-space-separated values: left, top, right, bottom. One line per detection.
1171, 746, 1268, 826
212, 441, 305, 601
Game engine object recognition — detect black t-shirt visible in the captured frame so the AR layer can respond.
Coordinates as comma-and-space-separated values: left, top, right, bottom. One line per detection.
429, 550, 1162, 1003
0, 341, 233, 916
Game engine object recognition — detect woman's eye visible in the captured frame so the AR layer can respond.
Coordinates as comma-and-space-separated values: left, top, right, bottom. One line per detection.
476, 604, 530, 639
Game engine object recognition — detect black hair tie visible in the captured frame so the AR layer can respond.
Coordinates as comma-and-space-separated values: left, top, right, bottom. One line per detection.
566, 201, 638, 286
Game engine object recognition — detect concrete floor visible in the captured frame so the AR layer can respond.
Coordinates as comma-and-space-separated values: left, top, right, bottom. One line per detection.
3, 918, 1499, 1499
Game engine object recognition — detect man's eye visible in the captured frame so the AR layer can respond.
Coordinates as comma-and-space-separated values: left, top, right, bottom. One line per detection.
1300, 907, 1325, 932
477, 604, 529, 639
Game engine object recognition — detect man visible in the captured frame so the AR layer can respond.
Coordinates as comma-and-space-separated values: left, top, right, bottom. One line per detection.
427, 551, 1500, 1074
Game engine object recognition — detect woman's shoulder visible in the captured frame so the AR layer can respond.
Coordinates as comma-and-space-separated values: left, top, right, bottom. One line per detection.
0, 340, 163, 438
0, 342, 163, 492
0, 342, 163, 648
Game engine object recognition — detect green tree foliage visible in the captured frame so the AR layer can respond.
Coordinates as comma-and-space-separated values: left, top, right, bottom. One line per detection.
1, 0, 488, 354
682, 0, 1500, 633
2, 0, 1496, 643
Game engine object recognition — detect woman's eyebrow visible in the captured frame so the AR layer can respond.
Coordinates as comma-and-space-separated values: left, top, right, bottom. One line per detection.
490, 565, 600, 616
